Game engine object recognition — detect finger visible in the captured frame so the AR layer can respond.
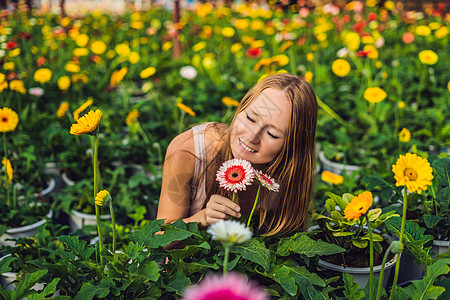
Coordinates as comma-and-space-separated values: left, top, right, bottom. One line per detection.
207, 203, 241, 219
209, 195, 241, 214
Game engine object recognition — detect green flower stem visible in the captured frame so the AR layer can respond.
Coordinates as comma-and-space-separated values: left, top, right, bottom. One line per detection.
375, 243, 394, 300
389, 189, 408, 299
137, 123, 151, 145
110, 203, 116, 253
93, 134, 104, 265
288, 47, 296, 74
316, 96, 356, 132
247, 184, 261, 228
416, 66, 427, 105
230, 192, 236, 221
3, 132, 10, 208
366, 215, 374, 300
223, 244, 230, 275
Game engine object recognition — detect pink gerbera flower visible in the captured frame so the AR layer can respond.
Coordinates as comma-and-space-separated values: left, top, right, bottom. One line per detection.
255, 170, 280, 192
182, 272, 268, 300
216, 159, 254, 193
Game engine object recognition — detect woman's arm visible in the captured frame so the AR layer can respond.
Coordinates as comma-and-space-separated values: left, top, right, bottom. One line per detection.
157, 129, 241, 229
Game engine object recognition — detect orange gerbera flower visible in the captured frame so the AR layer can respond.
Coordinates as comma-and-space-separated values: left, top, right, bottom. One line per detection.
344, 191, 373, 221
70, 109, 102, 135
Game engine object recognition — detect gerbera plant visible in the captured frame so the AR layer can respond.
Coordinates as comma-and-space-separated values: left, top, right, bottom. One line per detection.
70, 109, 104, 264
389, 153, 433, 298
312, 190, 398, 267
207, 219, 252, 275
0, 107, 19, 208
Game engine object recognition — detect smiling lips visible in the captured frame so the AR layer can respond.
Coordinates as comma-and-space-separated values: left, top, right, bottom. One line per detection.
239, 138, 257, 153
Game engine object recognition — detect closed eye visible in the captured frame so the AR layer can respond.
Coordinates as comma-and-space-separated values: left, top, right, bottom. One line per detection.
246, 113, 256, 123
267, 131, 279, 139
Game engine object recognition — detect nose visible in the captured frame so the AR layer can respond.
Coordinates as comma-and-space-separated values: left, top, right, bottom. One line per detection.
247, 127, 262, 144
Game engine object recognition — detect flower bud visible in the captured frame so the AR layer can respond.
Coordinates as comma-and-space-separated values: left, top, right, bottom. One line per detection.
95, 190, 111, 206
391, 241, 404, 254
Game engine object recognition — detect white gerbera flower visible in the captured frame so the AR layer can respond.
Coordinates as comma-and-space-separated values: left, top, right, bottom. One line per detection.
207, 220, 252, 244
216, 158, 254, 193
255, 170, 280, 192
180, 65, 197, 80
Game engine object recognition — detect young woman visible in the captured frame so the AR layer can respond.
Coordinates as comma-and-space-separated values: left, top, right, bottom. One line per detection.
157, 73, 317, 236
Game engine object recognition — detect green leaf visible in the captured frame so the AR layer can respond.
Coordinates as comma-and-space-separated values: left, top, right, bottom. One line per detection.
341, 193, 354, 208
169, 242, 210, 261
233, 238, 271, 272
296, 276, 331, 300
9, 270, 47, 300
73, 278, 114, 300
0, 256, 17, 274
179, 259, 219, 276
277, 233, 345, 257
333, 232, 354, 237
260, 264, 297, 296
361, 175, 398, 200
287, 265, 326, 287
399, 259, 450, 300
385, 217, 434, 268
367, 209, 382, 221
436, 277, 450, 300
342, 273, 364, 300
166, 269, 191, 295
127, 219, 165, 247
352, 239, 368, 248
432, 158, 450, 187
57, 235, 95, 261
436, 187, 450, 210
27, 278, 60, 300
423, 214, 443, 229
137, 260, 160, 282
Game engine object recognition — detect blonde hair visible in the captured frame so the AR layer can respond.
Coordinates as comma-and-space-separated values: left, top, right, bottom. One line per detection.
204, 73, 318, 236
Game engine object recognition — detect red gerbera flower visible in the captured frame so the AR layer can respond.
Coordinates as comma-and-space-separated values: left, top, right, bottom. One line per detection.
246, 47, 262, 58
5, 41, 17, 50
216, 158, 254, 193
367, 12, 378, 22
37, 57, 46, 67
357, 50, 371, 57
255, 170, 280, 192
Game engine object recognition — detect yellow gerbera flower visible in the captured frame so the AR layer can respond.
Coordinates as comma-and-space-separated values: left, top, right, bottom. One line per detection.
222, 97, 239, 107
364, 87, 387, 103
110, 68, 127, 87
321, 171, 344, 185
2, 157, 13, 182
177, 102, 196, 117
0, 107, 19, 132
399, 128, 411, 143
221, 27, 235, 37
344, 191, 373, 221
126, 109, 140, 126
95, 190, 111, 206
56, 102, 69, 118
332, 59, 351, 77
418, 50, 438, 65
392, 153, 433, 194
58, 76, 71, 91
140, 67, 156, 79
70, 109, 102, 136
9, 80, 26, 94
415, 25, 431, 36
73, 98, 94, 121
90, 40, 107, 55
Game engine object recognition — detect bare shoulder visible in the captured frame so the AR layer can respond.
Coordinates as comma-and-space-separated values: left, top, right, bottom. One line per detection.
165, 129, 195, 158
204, 122, 228, 156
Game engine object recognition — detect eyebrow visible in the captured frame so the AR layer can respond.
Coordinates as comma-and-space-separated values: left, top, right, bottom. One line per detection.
248, 108, 286, 135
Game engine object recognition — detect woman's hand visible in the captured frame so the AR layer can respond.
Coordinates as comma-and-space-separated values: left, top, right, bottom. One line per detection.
204, 194, 241, 225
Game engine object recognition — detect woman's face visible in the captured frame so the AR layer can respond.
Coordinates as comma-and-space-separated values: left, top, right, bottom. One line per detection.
230, 88, 291, 165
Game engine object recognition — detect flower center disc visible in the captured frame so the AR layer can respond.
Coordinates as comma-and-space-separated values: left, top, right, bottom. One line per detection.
1, 117, 7, 122
404, 168, 418, 181
225, 166, 244, 183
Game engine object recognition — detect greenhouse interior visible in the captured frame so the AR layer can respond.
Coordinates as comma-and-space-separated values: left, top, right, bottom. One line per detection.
0, 0, 449, 299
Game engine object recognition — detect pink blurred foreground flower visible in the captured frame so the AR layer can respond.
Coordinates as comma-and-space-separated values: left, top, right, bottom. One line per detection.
182, 272, 268, 300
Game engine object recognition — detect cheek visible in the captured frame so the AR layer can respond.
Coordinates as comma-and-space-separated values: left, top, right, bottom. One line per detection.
264, 139, 284, 158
